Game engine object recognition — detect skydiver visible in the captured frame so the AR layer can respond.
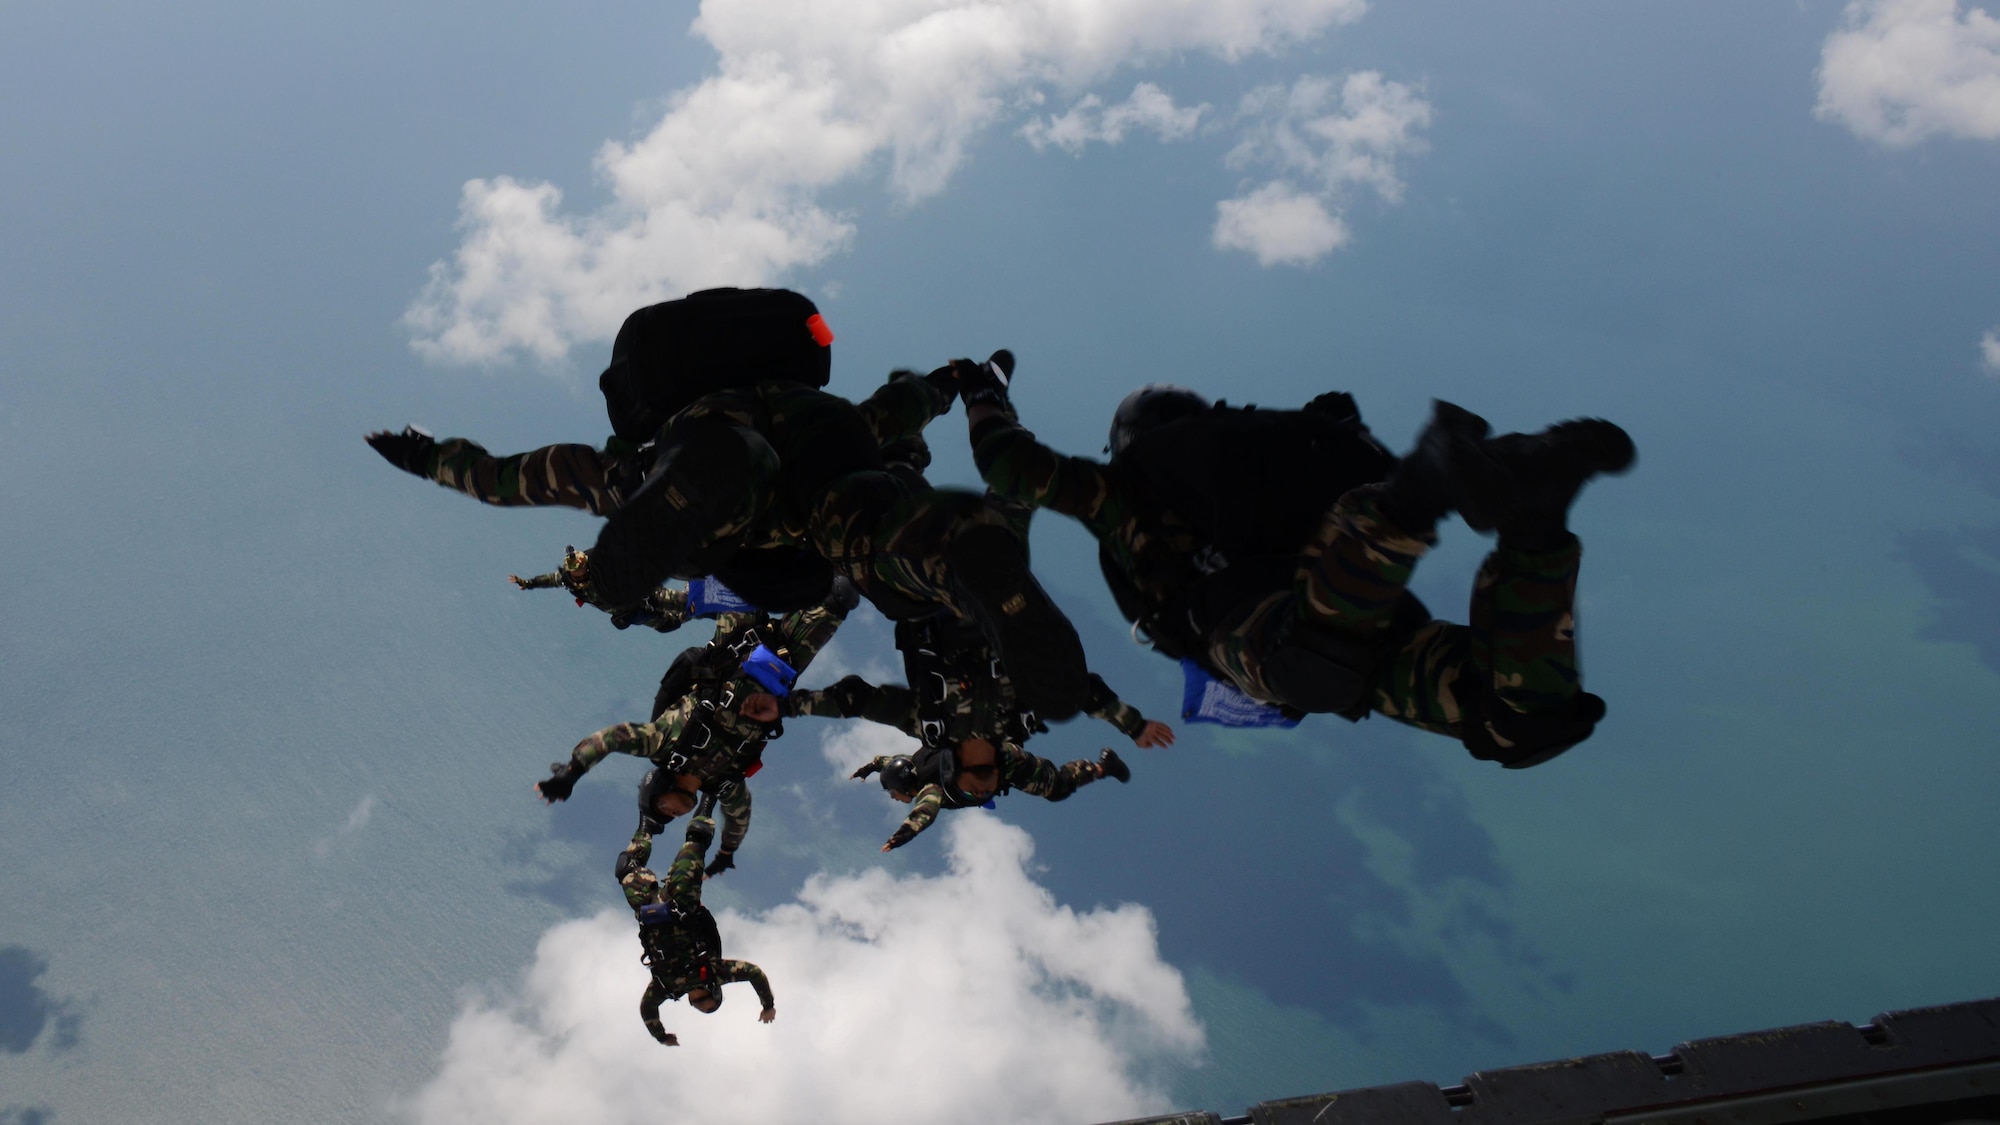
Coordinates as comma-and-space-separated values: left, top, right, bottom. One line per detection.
617, 805, 775, 1045
508, 544, 694, 632
534, 577, 858, 874
368, 366, 1093, 719
954, 357, 1634, 769
850, 738, 1131, 852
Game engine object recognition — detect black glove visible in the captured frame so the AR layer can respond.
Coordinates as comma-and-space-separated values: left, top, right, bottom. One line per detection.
705, 851, 736, 877
615, 847, 645, 882
684, 815, 716, 851
920, 364, 960, 409
825, 675, 873, 718
537, 760, 583, 803
825, 575, 861, 616
364, 426, 436, 476
851, 759, 883, 781
1302, 390, 1360, 423
883, 825, 918, 851
953, 352, 1014, 410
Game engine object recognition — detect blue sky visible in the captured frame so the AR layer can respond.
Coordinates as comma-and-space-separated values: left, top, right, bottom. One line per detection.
3, 1, 1999, 1122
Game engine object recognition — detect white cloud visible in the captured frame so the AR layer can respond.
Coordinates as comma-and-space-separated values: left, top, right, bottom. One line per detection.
405, 815, 1203, 1125
819, 719, 922, 778
1982, 327, 2000, 372
406, 0, 1370, 364
1213, 183, 1350, 265
1213, 72, 1431, 268
1817, 0, 2000, 145
311, 794, 377, 860
1022, 83, 1208, 153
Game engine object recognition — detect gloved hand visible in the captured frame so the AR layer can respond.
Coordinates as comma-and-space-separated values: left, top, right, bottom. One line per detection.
851, 758, 883, 781
364, 426, 436, 476
1302, 390, 1360, 423
648, 1023, 680, 1047
536, 760, 583, 803
920, 364, 960, 409
881, 825, 917, 852
684, 815, 717, 851
825, 575, 861, 616
705, 851, 736, 877
953, 351, 1014, 410
615, 846, 645, 882
821, 675, 872, 717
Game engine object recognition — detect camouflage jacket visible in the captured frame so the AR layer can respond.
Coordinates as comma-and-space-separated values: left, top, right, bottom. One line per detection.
790, 671, 1147, 745
417, 373, 947, 529
516, 547, 695, 632
619, 820, 774, 1040
566, 597, 849, 786
869, 745, 1098, 846
970, 412, 1207, 610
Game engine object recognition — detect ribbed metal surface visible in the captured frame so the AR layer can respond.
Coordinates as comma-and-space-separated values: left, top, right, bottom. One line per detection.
1098, 997, 2000, 1125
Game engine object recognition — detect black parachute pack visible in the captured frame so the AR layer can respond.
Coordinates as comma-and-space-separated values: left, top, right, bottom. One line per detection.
1103, 393, 1402, 664
599, 287, 834, 444
1116, 393, 1398, 561
894, 615, 1041, 750
636, 900, 726, 1000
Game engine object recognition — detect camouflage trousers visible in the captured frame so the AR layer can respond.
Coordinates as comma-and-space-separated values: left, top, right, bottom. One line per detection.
808, 472, 1020, 620
1211, 483, 1587, 746
1003, 747, 1099, 802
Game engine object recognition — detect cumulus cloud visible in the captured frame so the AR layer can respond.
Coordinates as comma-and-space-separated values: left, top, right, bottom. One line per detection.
1817, 0, 2000, 145
818, 717, 922, 778
407, 0, 1370, 364
1213, 71, 1431, 267
1982, 327, 2000, 372
311, 794, 377, 860
1022, 83, 1208, 153
406, 816, 1202, 1125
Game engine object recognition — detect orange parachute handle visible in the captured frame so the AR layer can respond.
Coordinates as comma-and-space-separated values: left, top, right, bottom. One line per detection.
805, 313, 834, 347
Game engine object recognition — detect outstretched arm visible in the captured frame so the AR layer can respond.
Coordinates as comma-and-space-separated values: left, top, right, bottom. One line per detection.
717, 960, 776, 1020
882, 785, 944, 851
855, 369, 954, 446
789, 675, 923, 737
365, 429, 646, 515
1084, 673, 1174, 747
639, 979, 679, 1046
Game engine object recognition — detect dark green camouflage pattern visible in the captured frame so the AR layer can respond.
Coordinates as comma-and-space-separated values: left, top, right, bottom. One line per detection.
618, 819, 774, 1041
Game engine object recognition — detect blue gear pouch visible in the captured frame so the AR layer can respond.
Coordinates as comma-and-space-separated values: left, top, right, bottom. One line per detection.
636, 902, 676, 926
688, 576, 757, 615
739, 644, 798, 697
1180, 659, 1301, 728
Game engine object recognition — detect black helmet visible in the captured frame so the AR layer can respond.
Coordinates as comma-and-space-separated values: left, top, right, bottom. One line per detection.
877, 755, 919, 796
1106, 385, 1210, 458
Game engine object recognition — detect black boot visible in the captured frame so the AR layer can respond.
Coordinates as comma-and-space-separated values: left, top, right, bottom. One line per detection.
1484, 419, 1635, 551
1380, 401, 1517, 533
947, 523, 1089, 720
1097, 748, 1131, 783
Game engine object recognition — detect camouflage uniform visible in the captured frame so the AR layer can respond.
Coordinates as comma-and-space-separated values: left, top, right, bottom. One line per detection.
514, 546, 694, 632
617, 818, 774, 1042
400, 374, 1021, 621
564, 597, 850, 854
972, 411, 1590, 760
858, 746, 1107, 848
790, 671, 1147, 748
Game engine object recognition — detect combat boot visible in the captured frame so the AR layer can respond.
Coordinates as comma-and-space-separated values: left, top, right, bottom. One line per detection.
1483, 419, 1635, 551
947, 523, 1089, 721
1097, 748, 1131, 783
1380, 401, 1517, 534
588, 418, 771, 607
